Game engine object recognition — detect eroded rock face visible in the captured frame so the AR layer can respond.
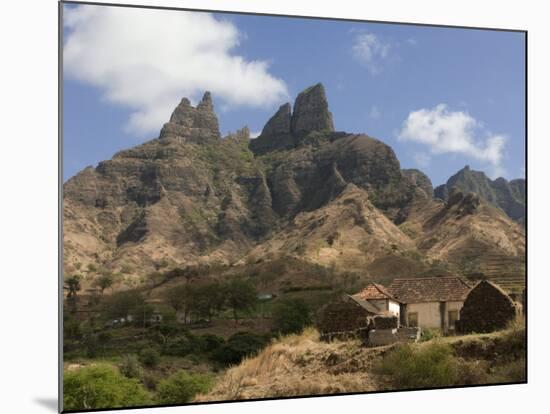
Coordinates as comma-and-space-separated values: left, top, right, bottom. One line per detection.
63, 83, 525, 284
249, 103, 294, 155
435, 165, 525, 223
250, 83, 336, 155
402, 169, 434, 198
160, 91, 221, 141
291, 83, 334, 137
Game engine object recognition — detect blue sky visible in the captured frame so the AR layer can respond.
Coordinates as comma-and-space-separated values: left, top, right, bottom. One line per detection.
63, 4, 525, 186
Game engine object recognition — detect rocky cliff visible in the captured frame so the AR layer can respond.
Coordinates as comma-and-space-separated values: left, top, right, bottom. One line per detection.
64, 84, 525, 289
434, 166, 525, 224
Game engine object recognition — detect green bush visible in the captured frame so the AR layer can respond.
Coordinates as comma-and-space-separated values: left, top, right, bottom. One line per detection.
156, 371, 212, 404
212, 331, 270, 366
63, 364, 151, 410
200, 334, 225, 353
119, 354, 143, 379
271, 298, 311, 335
420, 328, 442, 342
374, 342, 460, 389
139, 347, 161, 368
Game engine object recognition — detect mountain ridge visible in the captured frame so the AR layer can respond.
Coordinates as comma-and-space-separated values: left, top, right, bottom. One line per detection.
63, 83, 525, 293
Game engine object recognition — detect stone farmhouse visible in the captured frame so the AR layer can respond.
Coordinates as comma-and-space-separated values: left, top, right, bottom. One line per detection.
386, 277, 471, 333
317, 276, 521, 345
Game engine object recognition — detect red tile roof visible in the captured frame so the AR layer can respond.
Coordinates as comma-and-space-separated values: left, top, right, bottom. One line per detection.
354, 283, 395, 301
387, 277, 471, 303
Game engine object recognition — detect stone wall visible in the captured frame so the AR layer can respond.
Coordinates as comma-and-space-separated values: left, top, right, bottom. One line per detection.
373, 315, 398, 330
316, 301, 371, 339
456, 281, 519, 334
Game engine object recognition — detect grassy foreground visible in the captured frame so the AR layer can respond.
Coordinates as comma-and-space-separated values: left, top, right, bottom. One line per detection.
197, 321, 526, 401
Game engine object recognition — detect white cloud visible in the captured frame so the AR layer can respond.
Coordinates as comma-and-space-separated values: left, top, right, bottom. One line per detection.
398, 104, 507, 178
250, 131, 261, 139
406, 38, 417, 46
351, 31, 390, 75
63, 6, 288, 135
368, 105, 381, 120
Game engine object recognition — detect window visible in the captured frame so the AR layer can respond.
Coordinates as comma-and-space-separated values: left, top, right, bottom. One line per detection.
448, 310, 459, 330
408, 312, 418, 327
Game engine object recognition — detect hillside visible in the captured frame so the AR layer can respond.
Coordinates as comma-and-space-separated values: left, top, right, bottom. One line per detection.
434, 166, 525, 224
63, 83, 525, 292
196, 324, 525, 401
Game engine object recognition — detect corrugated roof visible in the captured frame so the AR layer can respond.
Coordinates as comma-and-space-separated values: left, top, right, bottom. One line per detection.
387, 277, 471, 303
354, 283, 395, 301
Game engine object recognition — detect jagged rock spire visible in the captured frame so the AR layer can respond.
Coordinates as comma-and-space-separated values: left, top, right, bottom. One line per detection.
290, 83, 334, 136
261, 103, 292, 138
250, 83, 335, 155
161, 91, 220, 141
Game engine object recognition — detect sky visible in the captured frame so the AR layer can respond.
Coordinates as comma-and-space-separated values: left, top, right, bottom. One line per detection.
63, 4, 526, 186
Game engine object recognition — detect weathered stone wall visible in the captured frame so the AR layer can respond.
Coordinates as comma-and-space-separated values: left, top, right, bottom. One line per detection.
368, 327, 420, 347
456, 281, 519, 334
316, 301, 371, 337
373, 315, 398, 330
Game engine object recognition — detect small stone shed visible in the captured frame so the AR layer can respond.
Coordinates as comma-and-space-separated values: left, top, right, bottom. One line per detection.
456, 280, 521, 334
317, 294, 378, 341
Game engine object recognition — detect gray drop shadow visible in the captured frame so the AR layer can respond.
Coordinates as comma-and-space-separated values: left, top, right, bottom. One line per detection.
34, 398, 58, 412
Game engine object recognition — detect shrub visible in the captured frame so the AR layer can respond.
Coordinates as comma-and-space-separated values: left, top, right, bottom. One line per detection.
420, 328, 442, 342
156, 371, 212, 404
139, 348, 161, 368
212, 331, 270, 366
63, 364, 151, 410
374, 342, 460, 389
489, 357, 526, 383
272, 298, 311, 335
119, 354, 143, 379
200, 334, 225, 353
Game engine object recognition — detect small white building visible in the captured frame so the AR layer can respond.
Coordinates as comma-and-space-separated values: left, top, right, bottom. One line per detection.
352, 283, 401, 318
387, 277, 471, 332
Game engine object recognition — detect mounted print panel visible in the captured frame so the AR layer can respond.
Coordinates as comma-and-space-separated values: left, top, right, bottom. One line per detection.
61, 1, 526, 412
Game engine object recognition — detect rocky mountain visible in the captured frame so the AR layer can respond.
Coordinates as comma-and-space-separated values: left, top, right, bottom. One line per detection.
63, 83, 525, 292
434, 166, 525, 225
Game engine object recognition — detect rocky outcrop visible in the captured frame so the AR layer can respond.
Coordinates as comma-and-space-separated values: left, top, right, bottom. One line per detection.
402, 169, 434, 198
249, 103, 294, 155
434, 166, 525, 223
63, 83, 525, 286
290, 83, 334, 137
160, 91, 221, 142
250, 83, 335, 155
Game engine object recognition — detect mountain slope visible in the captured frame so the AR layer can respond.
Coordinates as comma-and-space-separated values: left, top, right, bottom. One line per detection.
63, 83, 525, 291
434, 165, 525, 224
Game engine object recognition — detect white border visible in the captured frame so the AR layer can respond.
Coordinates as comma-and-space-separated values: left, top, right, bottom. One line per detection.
1, 1, 547, 413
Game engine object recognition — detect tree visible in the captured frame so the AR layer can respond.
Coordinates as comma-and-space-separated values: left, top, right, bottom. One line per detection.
224, 279, 257, 325
94, 273, 114, 295
138, 347, 161, 368
65, 275, 82, 313
63, 364, 151, 410
103, 290, 144, 322
191, 282, 225, 322
272, 298, 311, 335
164, 284, 195, 324
156, 371, 212, 404
212, 331, 270, 365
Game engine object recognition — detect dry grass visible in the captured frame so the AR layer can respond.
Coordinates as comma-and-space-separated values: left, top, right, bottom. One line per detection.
195, 327, 387, 401
196, 321, 526, 401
